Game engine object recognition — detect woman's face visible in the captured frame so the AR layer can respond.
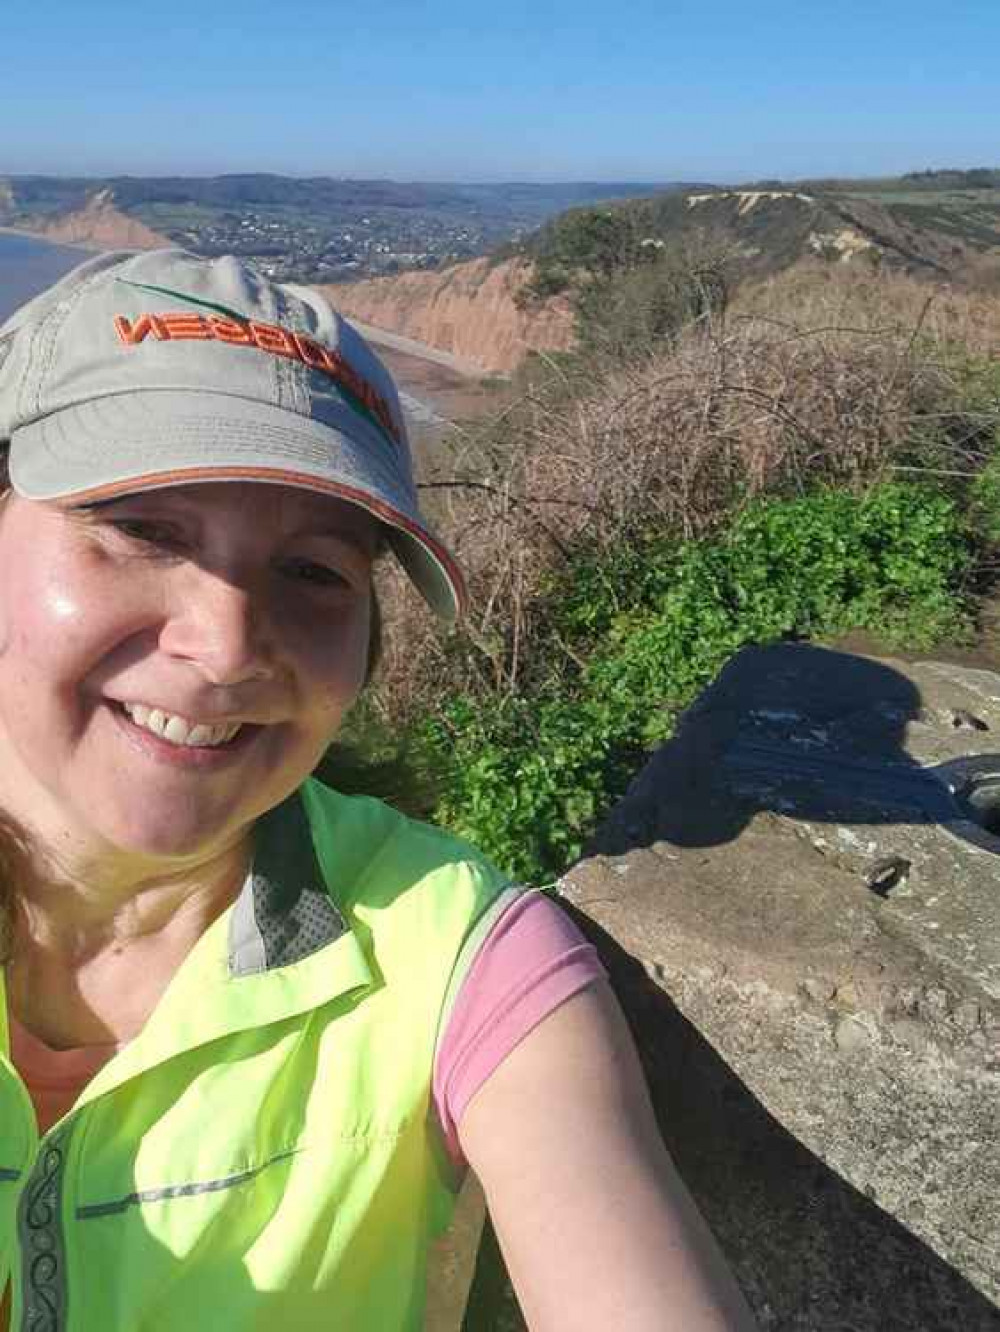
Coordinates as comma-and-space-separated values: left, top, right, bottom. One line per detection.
0, 481, 377, 868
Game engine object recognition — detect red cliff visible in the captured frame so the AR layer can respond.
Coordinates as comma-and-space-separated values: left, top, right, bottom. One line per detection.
320, 257, 575, 374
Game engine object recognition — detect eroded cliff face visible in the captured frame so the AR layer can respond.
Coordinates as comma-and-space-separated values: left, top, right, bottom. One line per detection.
31, 191, 170, 251
320, 257, 575, 373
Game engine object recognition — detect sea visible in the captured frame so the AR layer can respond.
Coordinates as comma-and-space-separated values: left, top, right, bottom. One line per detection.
0, 231, 90, 324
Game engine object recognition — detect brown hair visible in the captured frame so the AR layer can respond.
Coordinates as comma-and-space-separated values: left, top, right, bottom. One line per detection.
0, 811, 36, 963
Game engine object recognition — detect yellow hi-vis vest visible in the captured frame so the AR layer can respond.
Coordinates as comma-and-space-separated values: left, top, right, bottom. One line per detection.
0, 781, 514, 1331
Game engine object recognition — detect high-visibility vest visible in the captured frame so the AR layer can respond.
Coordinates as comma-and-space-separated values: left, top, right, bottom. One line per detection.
0, 781, 513, 1331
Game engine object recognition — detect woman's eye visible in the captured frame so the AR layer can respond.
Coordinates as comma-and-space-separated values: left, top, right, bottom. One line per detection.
281, 558, 349, 589
109, 518, 182, 548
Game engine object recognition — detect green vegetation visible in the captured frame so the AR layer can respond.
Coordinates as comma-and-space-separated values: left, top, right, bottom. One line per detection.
517, 206, 648, 297
345, 232, 1000, 885
415, 484, 972, 880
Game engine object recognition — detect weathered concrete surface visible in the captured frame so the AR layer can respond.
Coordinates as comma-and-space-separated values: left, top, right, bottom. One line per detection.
554, 644, 1000, 1329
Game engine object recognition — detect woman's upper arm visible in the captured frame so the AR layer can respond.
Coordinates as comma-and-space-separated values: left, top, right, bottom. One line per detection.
457, 979, 758, 1332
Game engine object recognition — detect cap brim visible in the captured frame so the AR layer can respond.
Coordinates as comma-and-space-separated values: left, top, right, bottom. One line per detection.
9, 389, 466, 623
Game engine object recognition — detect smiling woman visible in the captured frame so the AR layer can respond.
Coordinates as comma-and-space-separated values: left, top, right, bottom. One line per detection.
0, 250, 756, 1332
0, 484, 376, 866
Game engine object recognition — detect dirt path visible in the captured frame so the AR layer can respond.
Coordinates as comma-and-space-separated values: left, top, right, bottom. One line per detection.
344, 316, 491, 380
380, 343, 512, 426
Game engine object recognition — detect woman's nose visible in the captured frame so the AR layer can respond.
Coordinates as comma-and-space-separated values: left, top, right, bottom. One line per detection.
159, 568, 276, 685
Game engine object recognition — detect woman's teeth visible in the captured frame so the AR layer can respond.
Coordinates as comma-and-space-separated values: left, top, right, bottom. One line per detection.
122, 702, 243, 748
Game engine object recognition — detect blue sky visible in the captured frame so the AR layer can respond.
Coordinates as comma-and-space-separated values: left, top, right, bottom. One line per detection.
4, 0, 997, 182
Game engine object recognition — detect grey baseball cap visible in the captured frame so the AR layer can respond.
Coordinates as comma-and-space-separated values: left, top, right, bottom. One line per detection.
0, 248, 465, 620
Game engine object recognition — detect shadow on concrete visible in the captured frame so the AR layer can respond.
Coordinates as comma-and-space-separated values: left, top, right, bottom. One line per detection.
595, 642, 999, 856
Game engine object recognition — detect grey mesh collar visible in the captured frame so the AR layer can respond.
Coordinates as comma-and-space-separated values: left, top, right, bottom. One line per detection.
227, 794, 347, 977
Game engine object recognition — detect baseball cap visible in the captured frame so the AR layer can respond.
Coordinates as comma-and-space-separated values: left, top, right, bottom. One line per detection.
0, 248, 465, 621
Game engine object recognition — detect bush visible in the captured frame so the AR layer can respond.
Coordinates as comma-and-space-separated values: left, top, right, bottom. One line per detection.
970, 453, 1000, 543
524, 206, 642, 299
421, 693, 617, 881
419, 482, 971, 881
573, 257, 726, 358
371, 269, 1000, 725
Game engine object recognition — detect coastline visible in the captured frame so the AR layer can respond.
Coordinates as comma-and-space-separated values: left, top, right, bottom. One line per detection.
0, 225, 105, 253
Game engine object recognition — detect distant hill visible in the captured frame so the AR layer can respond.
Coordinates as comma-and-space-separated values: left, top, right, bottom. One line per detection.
8, 168, 998, 373
0, 175, 698, 281
6, 169, 996, 286
24, 188, 170, 251
518, 171, 1000, 296
325, 167, 1000, 372
0, 174, 683, 216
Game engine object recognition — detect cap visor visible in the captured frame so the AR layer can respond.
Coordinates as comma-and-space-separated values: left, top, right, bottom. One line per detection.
11, 389, 465, 621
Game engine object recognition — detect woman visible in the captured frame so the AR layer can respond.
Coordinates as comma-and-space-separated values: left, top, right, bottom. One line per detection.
0, 250, 756, 1330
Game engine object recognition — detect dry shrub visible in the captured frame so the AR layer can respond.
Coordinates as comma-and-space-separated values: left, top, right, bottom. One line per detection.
370, 265, 1000, 724
738, 259, 1000, 360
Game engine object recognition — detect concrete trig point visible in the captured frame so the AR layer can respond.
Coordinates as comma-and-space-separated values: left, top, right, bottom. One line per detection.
441, 644, 1000, 1329
484, 643, 997, 1332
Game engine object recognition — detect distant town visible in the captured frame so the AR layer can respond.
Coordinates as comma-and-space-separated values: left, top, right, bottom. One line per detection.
0, 175, 675, 284
172, 207, 509, 282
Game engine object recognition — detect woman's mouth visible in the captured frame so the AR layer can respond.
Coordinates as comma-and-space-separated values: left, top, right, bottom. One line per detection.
119, 701, 245, 749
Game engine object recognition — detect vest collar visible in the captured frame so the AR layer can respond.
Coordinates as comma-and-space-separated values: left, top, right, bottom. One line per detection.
228, 794, 348, 977
66, 790, 375, 1106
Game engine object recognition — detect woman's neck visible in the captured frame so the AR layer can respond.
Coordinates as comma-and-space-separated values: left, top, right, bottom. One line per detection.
5, 837, 250, 1049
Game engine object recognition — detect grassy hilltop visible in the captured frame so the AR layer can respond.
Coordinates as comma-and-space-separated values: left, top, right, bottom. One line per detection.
512, 167, 1000, 300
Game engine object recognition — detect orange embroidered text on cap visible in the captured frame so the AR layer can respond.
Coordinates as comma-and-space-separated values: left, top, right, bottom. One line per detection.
114, 312, 401, 448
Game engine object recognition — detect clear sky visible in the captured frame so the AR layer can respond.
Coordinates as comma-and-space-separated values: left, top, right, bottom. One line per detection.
4, 0, 997, 183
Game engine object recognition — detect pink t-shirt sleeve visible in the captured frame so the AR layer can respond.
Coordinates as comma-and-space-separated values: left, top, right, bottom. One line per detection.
432, 889, 606, 1171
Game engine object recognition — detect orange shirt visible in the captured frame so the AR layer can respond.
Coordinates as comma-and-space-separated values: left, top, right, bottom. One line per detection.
9, 1016, 118, 1137
2, 1021, 118, 1332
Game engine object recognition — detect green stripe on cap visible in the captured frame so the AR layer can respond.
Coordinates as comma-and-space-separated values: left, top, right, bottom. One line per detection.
115, 279, 250, 324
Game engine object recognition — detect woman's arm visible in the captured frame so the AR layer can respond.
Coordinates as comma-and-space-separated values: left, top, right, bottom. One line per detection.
458, 979, 758, 1331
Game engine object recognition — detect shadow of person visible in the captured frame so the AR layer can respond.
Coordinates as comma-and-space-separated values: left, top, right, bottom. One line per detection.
460, 644, 1000, 1330
593, 641, 985, 855
466, 642, 1000, 1331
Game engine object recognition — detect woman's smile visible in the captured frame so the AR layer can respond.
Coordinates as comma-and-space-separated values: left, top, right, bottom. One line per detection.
110, 698, 262, 770
118, 701, 245, 748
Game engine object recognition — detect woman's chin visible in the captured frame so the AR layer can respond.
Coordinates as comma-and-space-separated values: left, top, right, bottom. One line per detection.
88, 803, 251, 868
